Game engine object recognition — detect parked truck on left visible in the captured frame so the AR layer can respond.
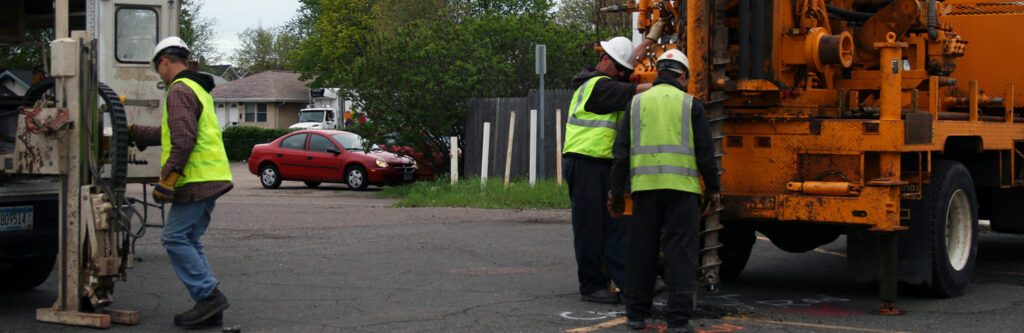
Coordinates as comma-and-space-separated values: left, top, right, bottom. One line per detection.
1, 0, 179, 328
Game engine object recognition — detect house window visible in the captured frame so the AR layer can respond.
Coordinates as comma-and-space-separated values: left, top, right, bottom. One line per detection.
115, 7, 158, 63
244, 103, 267, 123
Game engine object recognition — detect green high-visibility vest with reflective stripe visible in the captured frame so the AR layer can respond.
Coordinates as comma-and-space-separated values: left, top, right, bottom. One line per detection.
629, 84, 701, 194
562, 76, 623, 159
160, 78, 233, 187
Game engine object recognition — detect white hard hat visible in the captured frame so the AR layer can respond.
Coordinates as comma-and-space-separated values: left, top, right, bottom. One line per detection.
151, 36, 191, 72
656, 49, 690, 74
599, 36, 636, 69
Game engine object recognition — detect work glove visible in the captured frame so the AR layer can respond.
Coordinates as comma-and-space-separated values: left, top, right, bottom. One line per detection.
152, 172, 181, 204
607, 191, 625, 219
646, 17, 669, 41
700, 192, 722, 217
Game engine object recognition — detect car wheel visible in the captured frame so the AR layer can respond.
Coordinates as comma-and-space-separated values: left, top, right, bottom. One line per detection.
304, 181, 321, 188
260, 164, 282, 189
345, 165, 368, 191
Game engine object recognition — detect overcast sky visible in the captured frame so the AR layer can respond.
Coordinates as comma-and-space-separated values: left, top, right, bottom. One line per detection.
200, 0, 301, 63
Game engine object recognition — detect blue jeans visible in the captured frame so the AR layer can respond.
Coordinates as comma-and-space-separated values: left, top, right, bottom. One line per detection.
162, 194, 220, 302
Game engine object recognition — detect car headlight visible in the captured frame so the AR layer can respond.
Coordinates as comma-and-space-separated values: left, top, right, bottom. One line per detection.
411, 159, 418, 169
375, 159, 389, 168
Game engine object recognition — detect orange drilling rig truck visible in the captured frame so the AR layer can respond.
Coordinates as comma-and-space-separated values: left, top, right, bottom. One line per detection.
606, 0, 1024, 312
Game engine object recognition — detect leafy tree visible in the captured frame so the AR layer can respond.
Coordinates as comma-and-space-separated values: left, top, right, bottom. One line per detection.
290, 0, 603, 175
555, 0, 632, 37
179, 0, 219, 69
289, 0, 377, 88
0, 28, 54, 73
284, 0, 324, 37
231, 26, 298, 74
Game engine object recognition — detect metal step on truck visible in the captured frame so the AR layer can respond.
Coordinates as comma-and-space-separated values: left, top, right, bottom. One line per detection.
1, 0, 177, 328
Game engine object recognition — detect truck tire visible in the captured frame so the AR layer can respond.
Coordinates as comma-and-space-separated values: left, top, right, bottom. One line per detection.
0, 254, 56, 291
927, 159, 978, 297
719, 222, 756, 281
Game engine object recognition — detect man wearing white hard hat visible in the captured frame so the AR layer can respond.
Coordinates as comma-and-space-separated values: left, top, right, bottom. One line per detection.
128, 36, 232, 327
562, 19, 667, 304
607, 49, 721, 332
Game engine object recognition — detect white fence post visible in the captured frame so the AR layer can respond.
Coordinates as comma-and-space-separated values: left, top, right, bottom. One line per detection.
450, 136, 458, 185
504, 111, 516, 190
529, 109, 537, 187
481, 122, 490, 186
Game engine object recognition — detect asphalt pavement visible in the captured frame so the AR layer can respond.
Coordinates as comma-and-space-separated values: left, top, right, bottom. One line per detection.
2, 163, 1023, 332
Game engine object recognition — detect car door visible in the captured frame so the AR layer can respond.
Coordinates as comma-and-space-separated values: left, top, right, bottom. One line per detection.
276, 133, 308, 180
305, 133, 345, 182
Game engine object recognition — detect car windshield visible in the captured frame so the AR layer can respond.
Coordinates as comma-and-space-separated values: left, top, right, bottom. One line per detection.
330, 133, 367, 151
298, 110, 325, 123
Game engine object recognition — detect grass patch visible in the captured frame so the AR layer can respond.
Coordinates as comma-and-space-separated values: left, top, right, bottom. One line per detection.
377, 176, 570, 209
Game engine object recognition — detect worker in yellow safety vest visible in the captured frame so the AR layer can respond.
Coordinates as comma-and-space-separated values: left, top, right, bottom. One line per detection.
563, 19, 670, 304
128, 36, 233, 328
607, 49, 721, 333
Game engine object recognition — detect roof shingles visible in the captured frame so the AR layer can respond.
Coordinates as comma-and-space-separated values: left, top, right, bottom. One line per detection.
210, 70, 309, 102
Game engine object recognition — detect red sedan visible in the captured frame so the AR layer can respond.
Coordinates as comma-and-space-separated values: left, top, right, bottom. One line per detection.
247, 130, 418, 190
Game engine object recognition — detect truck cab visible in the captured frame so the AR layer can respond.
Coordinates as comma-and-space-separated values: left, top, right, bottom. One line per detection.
290, 107, 339, 130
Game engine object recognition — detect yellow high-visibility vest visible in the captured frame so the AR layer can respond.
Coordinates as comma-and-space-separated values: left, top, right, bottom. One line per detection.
629, 84, 701, 194
160, 78, 232, 186
563, 76, 623, 159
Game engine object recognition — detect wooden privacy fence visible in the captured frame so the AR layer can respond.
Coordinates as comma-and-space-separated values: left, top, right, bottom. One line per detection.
465, 89, 574, 180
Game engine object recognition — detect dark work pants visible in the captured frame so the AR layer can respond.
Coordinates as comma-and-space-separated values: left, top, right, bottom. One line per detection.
563, 156, 626, 294
624, 190, 699, 328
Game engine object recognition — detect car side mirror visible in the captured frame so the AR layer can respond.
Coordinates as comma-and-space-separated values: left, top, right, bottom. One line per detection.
326, 147, 341, 155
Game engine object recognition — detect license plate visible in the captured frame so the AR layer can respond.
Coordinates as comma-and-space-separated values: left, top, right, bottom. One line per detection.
0, 206, 33, 232
403, 172, 414, 181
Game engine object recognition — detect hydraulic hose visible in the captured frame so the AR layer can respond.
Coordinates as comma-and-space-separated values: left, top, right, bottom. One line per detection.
826, 5, 875, 22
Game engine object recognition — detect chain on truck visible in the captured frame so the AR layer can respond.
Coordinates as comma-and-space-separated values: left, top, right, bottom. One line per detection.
2, 0, 180, 328
606, 0, 1024, 313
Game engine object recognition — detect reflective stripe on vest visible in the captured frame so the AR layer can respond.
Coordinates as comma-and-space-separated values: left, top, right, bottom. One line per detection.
629, 84, 701, 194
562, 76, 622, 159
161, 78, 233, 187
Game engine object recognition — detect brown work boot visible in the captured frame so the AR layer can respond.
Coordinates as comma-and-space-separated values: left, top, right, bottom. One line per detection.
174, 288, 230, 327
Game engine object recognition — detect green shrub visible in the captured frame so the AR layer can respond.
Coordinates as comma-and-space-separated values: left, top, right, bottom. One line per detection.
222, 126, 294, 161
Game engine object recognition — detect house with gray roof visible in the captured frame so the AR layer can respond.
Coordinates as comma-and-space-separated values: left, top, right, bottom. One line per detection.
210, 70, 310, 129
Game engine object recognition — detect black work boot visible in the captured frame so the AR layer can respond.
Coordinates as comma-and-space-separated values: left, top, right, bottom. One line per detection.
626, 318, 647, 330
666, 322, 695, 333
580, 288, 620, 304
174, 287, 230, 327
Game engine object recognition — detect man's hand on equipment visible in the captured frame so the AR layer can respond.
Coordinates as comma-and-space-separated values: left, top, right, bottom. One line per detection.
152, 172, 181, 204
607, 191, 625, 218
701, 192, 722, 217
